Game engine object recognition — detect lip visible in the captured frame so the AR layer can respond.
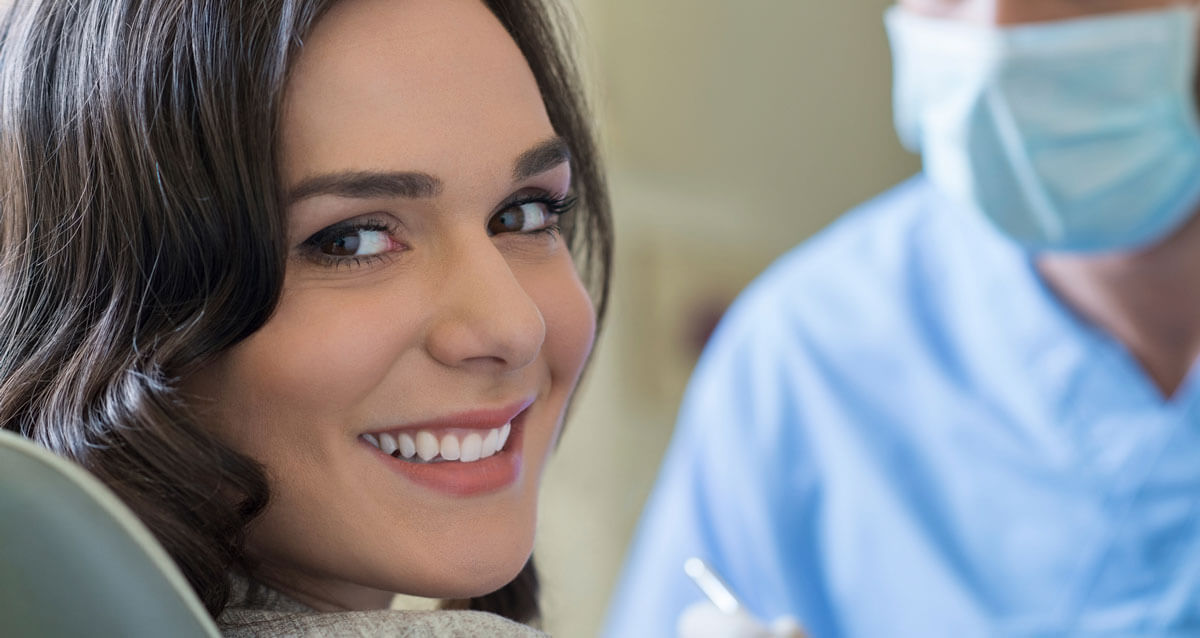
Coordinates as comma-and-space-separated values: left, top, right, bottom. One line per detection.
362, 397, 535, 496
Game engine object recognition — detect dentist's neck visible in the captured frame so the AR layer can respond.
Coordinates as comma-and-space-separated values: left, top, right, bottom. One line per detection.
1036, 210, 1200, 399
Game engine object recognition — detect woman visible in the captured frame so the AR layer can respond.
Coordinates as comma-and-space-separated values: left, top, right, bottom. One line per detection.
0, 0, 610, 634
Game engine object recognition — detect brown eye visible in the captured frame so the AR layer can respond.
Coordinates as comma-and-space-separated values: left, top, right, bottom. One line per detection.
321, 234, 361, 256
488, 202, 552, 235
315, 228, 393, 257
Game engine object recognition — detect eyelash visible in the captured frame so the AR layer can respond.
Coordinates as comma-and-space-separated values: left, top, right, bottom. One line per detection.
297, 192, 579, 269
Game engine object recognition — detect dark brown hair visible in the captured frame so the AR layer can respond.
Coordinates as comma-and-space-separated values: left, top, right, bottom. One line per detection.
0, 0, 609, 626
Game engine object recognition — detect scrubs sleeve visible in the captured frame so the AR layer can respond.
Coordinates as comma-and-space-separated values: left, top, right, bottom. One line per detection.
603, 287, 835, 638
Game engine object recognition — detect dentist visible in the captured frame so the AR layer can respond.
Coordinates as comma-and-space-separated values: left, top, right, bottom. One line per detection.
606, 1, 1200, 636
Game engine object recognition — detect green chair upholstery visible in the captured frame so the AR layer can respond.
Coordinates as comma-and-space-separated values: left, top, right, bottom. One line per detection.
0, 429, 220, 637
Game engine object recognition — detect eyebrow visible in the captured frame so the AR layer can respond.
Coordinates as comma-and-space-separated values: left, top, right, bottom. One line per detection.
287, 171, 442, 204
286, 136, 571, 205
513, 136, 571, 182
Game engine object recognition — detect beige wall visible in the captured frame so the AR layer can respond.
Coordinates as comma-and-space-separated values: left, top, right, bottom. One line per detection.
536, 1, 920, 636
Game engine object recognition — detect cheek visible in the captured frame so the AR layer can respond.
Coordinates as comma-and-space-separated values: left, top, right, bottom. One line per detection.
194, 285, 424, 448
531, 259, 596, 395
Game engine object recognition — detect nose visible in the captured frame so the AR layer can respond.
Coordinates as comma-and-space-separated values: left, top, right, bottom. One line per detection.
423, 234, 546, 372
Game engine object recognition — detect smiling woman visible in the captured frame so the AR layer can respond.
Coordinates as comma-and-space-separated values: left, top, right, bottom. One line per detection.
0, 0, 609, 635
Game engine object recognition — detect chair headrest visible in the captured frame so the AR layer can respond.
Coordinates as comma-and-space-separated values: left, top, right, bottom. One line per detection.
0, 429, 220, 638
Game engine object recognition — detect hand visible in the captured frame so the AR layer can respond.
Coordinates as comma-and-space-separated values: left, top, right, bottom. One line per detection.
677, 601, 806, 638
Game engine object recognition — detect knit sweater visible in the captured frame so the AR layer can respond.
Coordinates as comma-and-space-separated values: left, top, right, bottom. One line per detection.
218, 577, 547, 637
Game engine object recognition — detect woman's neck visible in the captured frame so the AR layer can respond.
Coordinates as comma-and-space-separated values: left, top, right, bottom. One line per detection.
252, 565, 397, 612
1036, 211, 1200, 399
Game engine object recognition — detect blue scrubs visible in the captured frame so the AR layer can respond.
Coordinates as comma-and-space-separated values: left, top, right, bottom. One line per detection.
603, 177, 1200, 637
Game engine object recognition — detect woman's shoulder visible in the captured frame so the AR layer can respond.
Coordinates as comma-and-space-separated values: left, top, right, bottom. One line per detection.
219, 607, 548, 637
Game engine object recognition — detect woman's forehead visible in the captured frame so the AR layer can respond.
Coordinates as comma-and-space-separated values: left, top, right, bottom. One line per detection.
278, 0, 555, 191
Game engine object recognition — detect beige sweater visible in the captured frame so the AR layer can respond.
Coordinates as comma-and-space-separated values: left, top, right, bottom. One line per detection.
218, 577, 547, 637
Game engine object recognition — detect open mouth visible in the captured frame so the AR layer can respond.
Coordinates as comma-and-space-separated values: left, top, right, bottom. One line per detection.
357, 401, 533, 496
359, 423, 512, 464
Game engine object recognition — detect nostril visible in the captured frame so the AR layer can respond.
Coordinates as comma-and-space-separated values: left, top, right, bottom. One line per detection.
424, 296, 546, 370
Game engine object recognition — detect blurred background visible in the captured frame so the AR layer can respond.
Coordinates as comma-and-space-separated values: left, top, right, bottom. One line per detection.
535, 0, 920, 635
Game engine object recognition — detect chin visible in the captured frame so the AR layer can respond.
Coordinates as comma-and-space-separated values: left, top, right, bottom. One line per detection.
466, 560, 529, 598
423, 508, 538, 598
406, 550, 533, 600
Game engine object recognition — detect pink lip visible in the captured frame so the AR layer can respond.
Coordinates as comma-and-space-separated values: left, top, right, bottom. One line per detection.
363, 397, 535, 496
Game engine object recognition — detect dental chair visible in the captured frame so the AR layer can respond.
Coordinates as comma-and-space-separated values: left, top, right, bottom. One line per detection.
0, 429, 220, 637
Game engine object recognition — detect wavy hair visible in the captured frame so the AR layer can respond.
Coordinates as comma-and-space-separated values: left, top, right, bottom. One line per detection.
0, 0, 609, 625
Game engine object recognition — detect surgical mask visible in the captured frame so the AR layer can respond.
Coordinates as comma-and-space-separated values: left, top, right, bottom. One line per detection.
885, 5, 1200, 252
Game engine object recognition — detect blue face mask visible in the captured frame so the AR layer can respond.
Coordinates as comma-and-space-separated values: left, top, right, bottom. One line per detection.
885, 6, 1200, 253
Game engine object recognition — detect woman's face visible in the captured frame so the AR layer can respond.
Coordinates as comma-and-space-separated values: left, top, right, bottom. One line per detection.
185, 0, 594, 610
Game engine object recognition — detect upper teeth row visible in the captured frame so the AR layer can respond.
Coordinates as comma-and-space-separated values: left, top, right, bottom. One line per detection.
361, 423, 512, 463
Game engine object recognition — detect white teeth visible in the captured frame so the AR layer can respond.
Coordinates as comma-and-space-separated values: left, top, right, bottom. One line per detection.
416, 431, 439, 461
398, 432, 416, 459
481, 429, 499, 458
378, 432, 398, 456
460, 432, 483, 462
368, 421, 514, 463
440, 433, 461, 461
498, 423, 511, 450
